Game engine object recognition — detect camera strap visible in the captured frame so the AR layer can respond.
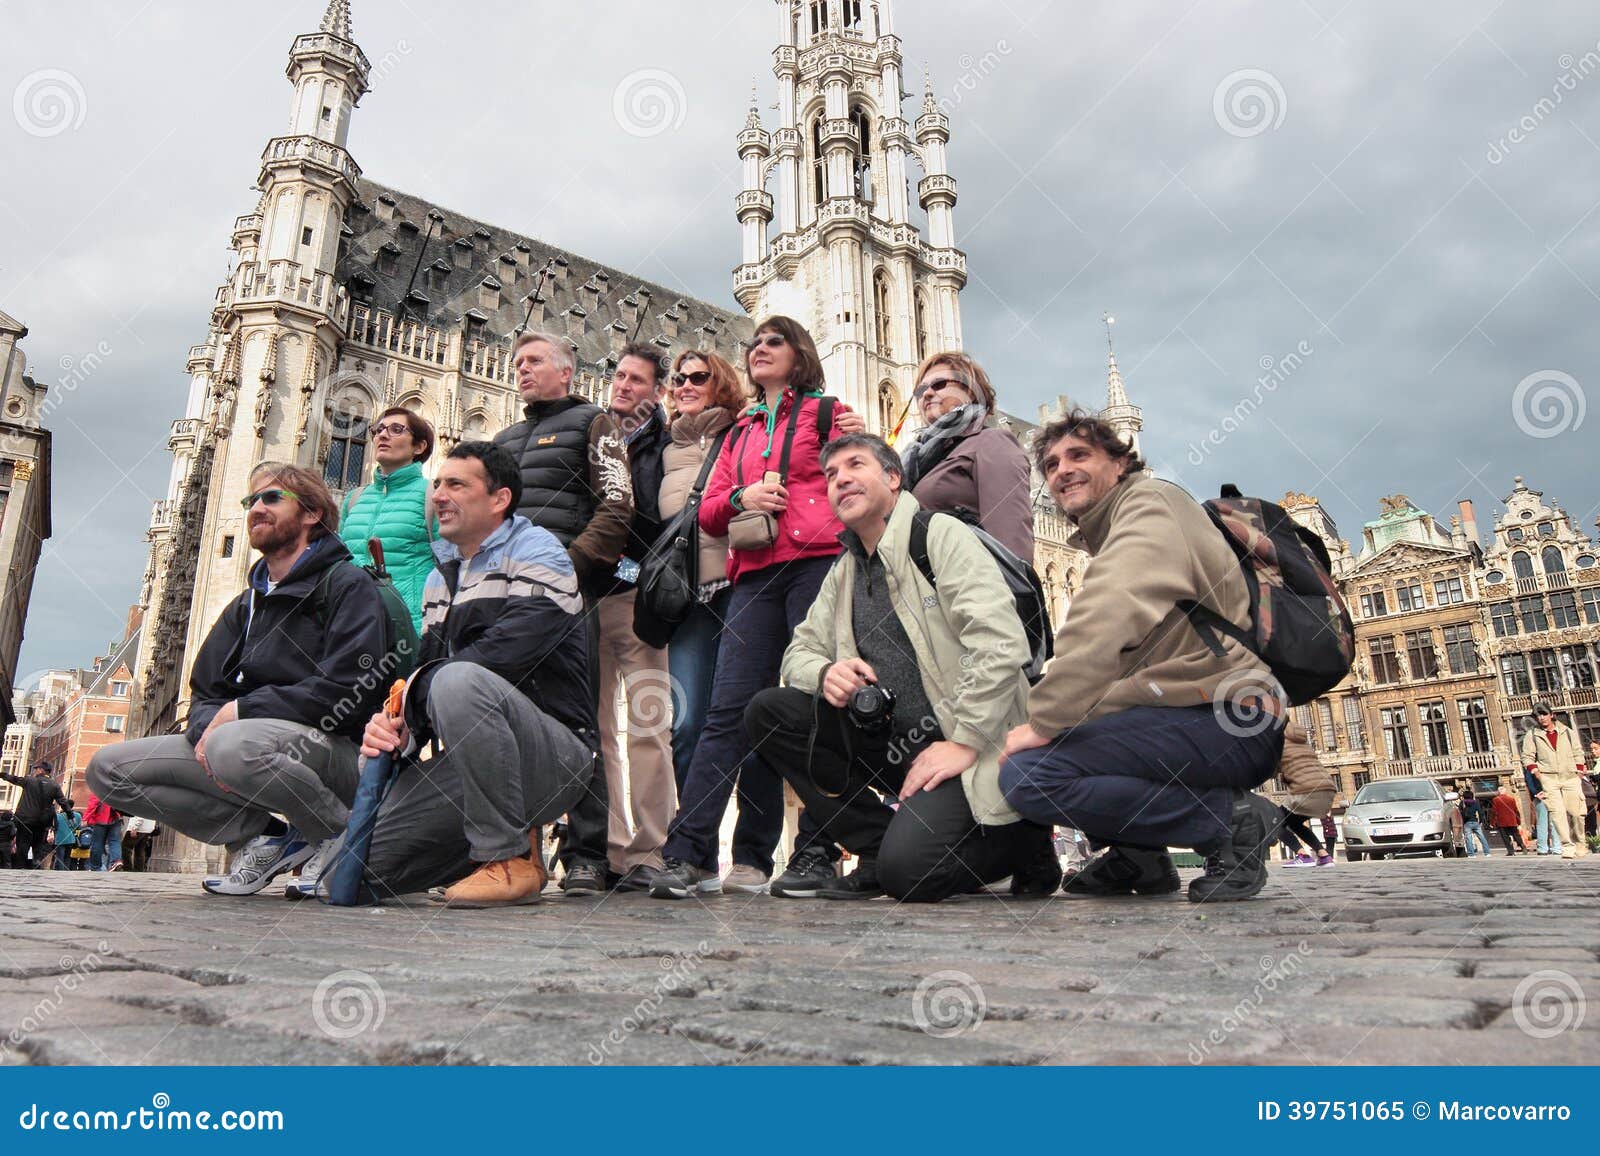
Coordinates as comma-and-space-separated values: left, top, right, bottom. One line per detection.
805, 669, 849, 801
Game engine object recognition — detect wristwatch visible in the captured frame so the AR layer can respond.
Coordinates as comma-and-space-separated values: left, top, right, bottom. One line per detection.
730, 486, 746, 512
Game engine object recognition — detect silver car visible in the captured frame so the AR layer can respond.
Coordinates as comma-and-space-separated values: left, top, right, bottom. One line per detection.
1341, 778, 1464, 861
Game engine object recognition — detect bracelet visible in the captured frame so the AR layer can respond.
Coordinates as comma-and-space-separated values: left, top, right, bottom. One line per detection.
730, 486, 746, 512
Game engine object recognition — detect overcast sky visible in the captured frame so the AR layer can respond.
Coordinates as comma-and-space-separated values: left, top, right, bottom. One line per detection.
4, 0, 1598, 676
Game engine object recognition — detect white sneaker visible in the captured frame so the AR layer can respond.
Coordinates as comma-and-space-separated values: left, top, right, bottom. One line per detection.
284, 835, 341, 900
202, 829, 311, 896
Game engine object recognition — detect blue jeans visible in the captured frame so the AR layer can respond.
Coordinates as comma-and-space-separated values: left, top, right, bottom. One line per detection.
1463, 820, 1491, 857
663, 556, 836, 876
667, 588, 732, 797
999, 704, 1286, 851
89, 821, 123, 870
1534, 800, 1562, 853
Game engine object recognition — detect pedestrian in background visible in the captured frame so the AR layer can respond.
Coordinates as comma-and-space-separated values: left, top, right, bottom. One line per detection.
1459, 789, 1492, 857
1490, 786, 1526, 855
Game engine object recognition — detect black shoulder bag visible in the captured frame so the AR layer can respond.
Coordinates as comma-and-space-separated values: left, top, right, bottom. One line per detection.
632, 428, 732, 648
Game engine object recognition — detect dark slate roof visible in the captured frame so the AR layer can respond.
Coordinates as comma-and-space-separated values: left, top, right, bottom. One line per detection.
81, 630, 141, 699
337, 179, 752, 368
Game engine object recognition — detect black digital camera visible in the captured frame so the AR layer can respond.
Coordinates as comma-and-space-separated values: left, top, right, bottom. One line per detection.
846, 683, 896, 736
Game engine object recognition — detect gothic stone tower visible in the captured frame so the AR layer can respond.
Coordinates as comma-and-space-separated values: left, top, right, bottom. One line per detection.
733, 0, 966, 433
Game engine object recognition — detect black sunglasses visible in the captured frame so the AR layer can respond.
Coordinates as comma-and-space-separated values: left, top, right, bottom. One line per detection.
672, 370, 712, 387
239, 488, 299, 510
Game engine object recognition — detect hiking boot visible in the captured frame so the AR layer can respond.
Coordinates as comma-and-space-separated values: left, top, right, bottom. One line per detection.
722, 864, 770, 894
1279, 722, 1335, 817
434, 830, 547, 908
817, 858, 883, 900
561, 859, 608, 896
1062, 846, 1180, 896
768, 845, 837, 899
202, 829, 311, 896
1008, 829, 1065, 897
1188, 791, 1272, 904
614, 864, 662, 893
649, 857, 723, 899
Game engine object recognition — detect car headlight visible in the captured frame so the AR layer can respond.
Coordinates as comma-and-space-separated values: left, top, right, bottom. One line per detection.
1418, 808, 1442, 821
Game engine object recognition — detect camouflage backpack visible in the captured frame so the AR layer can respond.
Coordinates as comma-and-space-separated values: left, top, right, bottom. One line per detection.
1178, 484, 1355, 705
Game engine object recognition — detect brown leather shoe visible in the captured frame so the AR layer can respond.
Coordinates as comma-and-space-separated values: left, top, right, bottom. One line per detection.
1279, 722, 1335, 817
437, 832, 547, 909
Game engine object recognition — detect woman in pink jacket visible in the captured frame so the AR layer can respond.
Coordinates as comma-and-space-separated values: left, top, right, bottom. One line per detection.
82, 791, 123, 872
652, 316, 857, 898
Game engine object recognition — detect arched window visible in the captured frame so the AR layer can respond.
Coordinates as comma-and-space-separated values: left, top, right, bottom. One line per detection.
811, 116, 826, 207
914, 289, 930, 360
850, 105, 873, 202
873, 268, 893, 356
877, 380, 898, 435
810, 2, 828, 37
1511, 551, 1535, 580
323, 395, 369, 490
1542, 546, 1567, 575
842, 0, 862, 31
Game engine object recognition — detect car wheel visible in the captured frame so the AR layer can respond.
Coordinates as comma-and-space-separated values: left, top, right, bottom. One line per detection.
1345, 849, 1363, 862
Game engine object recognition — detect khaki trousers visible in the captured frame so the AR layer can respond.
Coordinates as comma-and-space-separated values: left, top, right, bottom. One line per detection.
1546, 773, 1590, 855
597, 589, 677, 873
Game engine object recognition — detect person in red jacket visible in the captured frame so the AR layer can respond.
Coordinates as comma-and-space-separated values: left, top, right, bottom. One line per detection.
81, 792, 123, 872
652, 316, 858, 899
1489, 785, 1527, 855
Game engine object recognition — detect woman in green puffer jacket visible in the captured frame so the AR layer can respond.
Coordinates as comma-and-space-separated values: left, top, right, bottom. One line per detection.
338, 406, 437, 633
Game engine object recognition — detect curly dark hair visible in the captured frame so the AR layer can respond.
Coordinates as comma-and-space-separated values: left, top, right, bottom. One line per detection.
1031, 407, 1145, 479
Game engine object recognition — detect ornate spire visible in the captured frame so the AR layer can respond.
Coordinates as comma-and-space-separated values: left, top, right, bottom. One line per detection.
1099, 312, 1143, 454
745, 81, 762, 130
1103, 312, 1130, 409
320, 0, 353, 40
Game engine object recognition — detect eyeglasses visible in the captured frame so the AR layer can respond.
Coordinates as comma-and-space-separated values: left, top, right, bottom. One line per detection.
671, 370, 712, 387
746, 333, 787, 352
369, 421, 411, 438
239, 488, 300, 510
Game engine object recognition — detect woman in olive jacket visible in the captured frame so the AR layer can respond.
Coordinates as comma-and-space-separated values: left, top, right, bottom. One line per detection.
338, 406, 437, 632
898, 350, 1035, 564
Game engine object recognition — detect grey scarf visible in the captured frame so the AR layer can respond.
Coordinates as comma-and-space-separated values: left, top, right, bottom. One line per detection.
900, 402, 988, 491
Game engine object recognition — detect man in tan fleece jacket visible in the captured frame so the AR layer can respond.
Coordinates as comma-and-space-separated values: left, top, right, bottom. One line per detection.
999, 409, 1287, 903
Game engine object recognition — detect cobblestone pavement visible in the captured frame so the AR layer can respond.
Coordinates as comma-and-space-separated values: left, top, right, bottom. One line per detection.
1, 858, 1597, 1066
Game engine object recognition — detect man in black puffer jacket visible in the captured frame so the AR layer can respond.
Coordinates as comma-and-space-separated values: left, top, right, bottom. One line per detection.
0, 761, 70, 867
493, 330, 633, 895
88, 463, 391, 898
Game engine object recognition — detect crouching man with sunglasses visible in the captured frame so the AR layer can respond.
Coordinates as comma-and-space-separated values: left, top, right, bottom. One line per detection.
87, 463, 392, 897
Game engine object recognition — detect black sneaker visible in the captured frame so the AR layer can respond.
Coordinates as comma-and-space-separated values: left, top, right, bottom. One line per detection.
648, 857, 723, 899
613, 864, 661, 893
561, 860, 607, 897
1188, 791, 1271, 904
1008, 828, 1065, 898
1062, 846, 1180, 896
768, 845, 837, 899
818, 858, 882, 900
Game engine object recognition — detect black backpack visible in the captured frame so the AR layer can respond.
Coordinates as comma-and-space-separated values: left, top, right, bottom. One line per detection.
907, 509, 1054, 684
1178, 484, 1354, 706
311, 538, 422, 680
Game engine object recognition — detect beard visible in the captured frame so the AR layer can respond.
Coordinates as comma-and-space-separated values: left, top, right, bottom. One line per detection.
248, 516, 302, 556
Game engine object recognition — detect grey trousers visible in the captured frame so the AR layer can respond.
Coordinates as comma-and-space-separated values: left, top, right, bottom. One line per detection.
364, 663, 597, 899
84, 720, 360, 847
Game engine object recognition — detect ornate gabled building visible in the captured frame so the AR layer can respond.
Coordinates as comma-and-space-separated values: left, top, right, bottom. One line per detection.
734, 0, 965, 430
1274, 481, 1600, 835
0, 307, 52, 728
